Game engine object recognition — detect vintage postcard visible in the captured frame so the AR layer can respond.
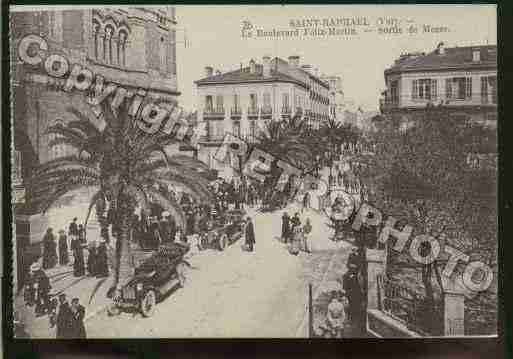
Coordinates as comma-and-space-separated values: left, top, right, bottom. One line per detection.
10, 4, 497, 338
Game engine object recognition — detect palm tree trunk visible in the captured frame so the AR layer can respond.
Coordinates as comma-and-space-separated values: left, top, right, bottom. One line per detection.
113, 209, 132, 292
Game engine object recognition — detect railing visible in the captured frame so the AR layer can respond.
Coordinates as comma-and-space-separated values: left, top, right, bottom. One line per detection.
377, 274, 443, 336
281, 107, 291, 115
231, 107, 242, 116
481, 94, 497, 105
248, 107, 259, 116
204, 108, 225, 117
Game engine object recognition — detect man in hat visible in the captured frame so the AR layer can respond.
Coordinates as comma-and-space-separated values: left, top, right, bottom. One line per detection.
86, 240, 98, 276
290, 212, 301, 233
25, 262, 51, 316
160, 211, 171, 243
68, 217, 78, 241
42, 228, 57, 270
342, 263, 364, 336
244, 217, 255, 252
58, 229, 69, 266
56, 293, 72, 338
281, 212, 290, 243
96, 238, 109, 278
70, 298, 86, 338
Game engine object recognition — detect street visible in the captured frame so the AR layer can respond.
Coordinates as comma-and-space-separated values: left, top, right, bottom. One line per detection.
86, 203, 351, 338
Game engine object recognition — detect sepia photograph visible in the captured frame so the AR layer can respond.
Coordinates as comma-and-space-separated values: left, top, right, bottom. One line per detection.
9, 4, 497, 339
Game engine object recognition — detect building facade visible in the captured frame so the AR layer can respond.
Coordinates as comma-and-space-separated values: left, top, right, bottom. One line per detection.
380, 43, 497, 130
194, 55, 330, 176
11, 7, 179, 290
322, 75, 345, 123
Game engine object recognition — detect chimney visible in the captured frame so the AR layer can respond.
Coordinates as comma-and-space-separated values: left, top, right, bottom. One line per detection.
249, 59, 256, 74
301, 64, 312, 74
263, 55, 271, 77
288, 55, 300, 68
204, 66, 213, 77
437, 42, 445, 55
314, 68, 319, 77
472, 49, 481, 62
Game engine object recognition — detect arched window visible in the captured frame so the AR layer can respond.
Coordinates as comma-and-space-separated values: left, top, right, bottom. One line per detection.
92, 21, 100, 60
104, 25, 114, 63
118, 30, 128, 67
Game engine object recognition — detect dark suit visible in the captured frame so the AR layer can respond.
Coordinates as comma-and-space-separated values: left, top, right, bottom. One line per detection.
56, 302, 72, 338
245, 221, 255, 251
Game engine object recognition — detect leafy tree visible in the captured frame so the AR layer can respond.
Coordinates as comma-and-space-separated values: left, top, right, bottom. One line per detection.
30, 101, 214, 298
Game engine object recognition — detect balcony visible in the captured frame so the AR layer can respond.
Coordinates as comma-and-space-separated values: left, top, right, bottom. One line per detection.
281, 106, 292, 115
248, 107, 259, 116
231, 107, 242, 117
203, 107, 225, 118
261, 106, 273, 116
481, 94, 497, 105
379, 98, 399, 113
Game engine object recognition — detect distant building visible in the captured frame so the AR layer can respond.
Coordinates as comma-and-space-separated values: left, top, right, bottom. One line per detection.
11, 7, 179, 290
380, 42, 497, 130
322, 75, 345, 122
194, 56, 330, 176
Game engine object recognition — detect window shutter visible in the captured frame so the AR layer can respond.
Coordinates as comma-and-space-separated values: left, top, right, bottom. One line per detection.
431, 79, 437, 100
466, 77, 472, 99
445, 79, 452, 99
412, 80, 418, 99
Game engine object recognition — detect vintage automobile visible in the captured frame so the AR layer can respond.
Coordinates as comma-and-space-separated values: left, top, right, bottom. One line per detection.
198, 209, 246, 251
108, 242, 191, 317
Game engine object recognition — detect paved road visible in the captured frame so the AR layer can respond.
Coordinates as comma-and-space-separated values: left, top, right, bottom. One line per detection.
86, 203, 352, 338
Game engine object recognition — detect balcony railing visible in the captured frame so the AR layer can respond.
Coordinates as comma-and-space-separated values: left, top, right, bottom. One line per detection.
481, 94, 497, 105
231, 107, 242, 116
261, 106, 272, 115
203, 107, 225, 117
248, 107, 259, 116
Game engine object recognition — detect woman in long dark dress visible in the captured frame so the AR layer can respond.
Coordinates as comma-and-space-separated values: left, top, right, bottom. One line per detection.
86, 241, 97, 276
95, 239, 109, 278
42, 228, 58, 270
58, 230, 69, 266
71, 237, 85, 277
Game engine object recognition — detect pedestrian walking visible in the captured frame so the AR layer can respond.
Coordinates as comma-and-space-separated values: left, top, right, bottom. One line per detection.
342, 263, 365, 336
71, 236, 85, 277
70, 298, 86, 338
302, 191, 311, 213
58, 229, 69, 266
244, 217, 255, 252
56, 294, 72, 339
95, 238, 109, 277
281, 212, 290, 243
302, 218, 312, 253
68, 217, 78, 241
78, 224, 86, 244
290, 212, 301, 232
42, 228, 58, 270
86, 240, 98, 276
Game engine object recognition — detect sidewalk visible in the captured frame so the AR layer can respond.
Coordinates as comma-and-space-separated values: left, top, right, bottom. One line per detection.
15, 262, 114, 338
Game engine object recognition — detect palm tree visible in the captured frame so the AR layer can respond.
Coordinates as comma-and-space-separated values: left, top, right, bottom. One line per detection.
30, 101, 214, 298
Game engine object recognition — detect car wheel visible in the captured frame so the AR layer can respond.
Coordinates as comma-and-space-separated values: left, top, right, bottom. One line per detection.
107, 303, 120, 316
176, 262, 190, 287
219, 234, 228, 251
140, 289, 156, 317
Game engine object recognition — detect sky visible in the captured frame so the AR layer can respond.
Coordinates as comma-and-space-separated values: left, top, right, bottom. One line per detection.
175, 5, 496, 112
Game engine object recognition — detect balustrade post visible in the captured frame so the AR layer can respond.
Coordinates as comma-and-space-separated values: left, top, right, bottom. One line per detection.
442, 277, 465, 336
366, 248, 386, 310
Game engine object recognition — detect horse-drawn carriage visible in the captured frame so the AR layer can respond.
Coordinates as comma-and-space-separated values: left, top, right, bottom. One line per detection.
198, 209, 246, 251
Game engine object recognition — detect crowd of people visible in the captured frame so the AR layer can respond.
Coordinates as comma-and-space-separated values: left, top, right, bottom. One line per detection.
280, 211, 313, 255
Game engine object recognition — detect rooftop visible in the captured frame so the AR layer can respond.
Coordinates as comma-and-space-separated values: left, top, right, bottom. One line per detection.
195, 57, 329, 89
385, 44, 497, 75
